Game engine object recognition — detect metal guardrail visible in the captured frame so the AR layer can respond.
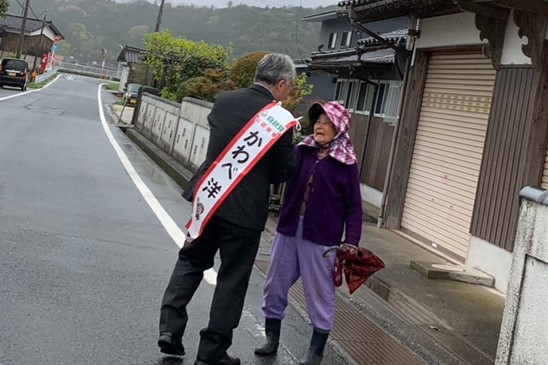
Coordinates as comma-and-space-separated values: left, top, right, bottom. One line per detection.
56, 62, 120, 81
34, 68, 58, 83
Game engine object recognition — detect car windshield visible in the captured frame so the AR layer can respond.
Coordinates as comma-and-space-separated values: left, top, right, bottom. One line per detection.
127, 84, 140, 92
3, 60, 26, 70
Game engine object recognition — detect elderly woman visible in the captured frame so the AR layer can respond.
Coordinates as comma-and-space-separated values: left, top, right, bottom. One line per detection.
255, 101, 363, 365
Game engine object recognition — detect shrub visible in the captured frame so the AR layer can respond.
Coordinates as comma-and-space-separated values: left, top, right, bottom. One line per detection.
181, 68, 235, 102
229, 51, 270, 89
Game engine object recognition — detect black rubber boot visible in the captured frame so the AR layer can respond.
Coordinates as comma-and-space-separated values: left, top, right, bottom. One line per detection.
254, 318, 282, 356
298, 328, 329, 365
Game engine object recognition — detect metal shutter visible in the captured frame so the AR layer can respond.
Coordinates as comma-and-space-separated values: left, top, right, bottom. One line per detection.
542, 146, 548, 190
401, 53, 496, 261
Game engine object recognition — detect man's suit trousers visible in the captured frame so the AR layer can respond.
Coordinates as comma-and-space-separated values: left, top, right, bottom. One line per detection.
159, 215, 261, 362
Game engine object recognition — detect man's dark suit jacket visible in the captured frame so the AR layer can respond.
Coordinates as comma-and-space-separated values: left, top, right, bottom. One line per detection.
183, 84, 297, 232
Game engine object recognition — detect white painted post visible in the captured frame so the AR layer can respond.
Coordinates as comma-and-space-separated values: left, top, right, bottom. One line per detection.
496, 187, 548, 364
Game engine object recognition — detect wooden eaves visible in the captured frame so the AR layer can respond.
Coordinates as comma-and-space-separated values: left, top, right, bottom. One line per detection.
338, 0, 548, 70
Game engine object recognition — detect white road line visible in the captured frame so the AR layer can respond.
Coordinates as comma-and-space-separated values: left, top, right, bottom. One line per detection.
0, 74, 61, 102
96, 84, 218, 285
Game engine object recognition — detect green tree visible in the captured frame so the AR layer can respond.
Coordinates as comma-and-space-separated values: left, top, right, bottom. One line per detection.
57, 40, 72, 58
68, 23, 94, 62
0, 0, 8, 18
229, 52, 313, 114
143, 29, 230, 101
283, 72, 314, 114
229, 51, 269, 89
182, 68, 235, 102
128, 25, 149, 44
18, 1, 326, 65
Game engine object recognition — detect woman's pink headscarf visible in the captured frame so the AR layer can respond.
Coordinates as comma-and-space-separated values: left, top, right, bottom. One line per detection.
299, 101, 358, 165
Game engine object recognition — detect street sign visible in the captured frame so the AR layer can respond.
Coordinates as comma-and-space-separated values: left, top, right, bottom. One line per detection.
51, 44, 58, 52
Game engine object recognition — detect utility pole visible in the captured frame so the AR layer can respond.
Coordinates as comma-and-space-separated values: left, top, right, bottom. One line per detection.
154, 0, 165, 32
32, 14, 47, 72
17, 0, 31, 58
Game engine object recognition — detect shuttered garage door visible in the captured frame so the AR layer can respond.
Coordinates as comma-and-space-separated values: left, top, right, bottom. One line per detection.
401, 53, 496, 261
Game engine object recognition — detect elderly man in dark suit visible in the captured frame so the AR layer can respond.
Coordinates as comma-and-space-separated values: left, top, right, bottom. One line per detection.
157, 53, 297, 365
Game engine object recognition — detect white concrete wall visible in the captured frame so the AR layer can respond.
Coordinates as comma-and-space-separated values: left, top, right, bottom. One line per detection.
32, 27, 55, 40
139, 96, 157, 138
361, 184, 383, 209
496, 190, 548, 364
416, 12, 487, 49
157, 103, 180, 154
501, 12, 531, 66
119, 65, 129, 90
190, 125, 210, 168
151, 108, 167, 145
134, 94, 212, 172
466, 236, 513, 293
417, 11, 539, 66
180, 98, 211, 129
159, 112, 179, 154
173, 118, 196, 166
177, 98, 213, 170
136, 99, 148, 130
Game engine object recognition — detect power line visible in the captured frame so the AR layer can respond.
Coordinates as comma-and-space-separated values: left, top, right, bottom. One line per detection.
28, 4, 40, 19
13, 0, 25, 15
14, 0, 43, 21
250, 0, 286, 7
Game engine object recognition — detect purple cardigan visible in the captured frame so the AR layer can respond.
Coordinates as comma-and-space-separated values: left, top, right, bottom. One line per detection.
276, 145, 363, 246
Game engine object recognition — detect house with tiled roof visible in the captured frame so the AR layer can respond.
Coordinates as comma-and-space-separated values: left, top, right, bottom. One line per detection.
0, 14, 63, 69
337, 0, 548, 295
116, 45, 147, 90
304, 10, 409, 212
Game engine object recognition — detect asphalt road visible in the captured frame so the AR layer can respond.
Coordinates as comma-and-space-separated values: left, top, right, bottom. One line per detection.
0, 74, 350, 365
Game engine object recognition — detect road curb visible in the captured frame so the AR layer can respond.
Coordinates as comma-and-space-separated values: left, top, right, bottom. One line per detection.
124, 129, 194, 190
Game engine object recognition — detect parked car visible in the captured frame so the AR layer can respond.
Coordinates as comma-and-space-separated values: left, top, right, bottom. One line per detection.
0, 58, 29, 91
125, 83, 141, 105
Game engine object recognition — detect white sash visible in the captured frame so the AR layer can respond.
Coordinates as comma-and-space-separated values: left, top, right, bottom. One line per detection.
185, 102, 297, 239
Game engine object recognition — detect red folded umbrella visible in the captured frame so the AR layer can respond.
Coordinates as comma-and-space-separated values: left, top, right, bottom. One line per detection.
325, 243, 385, 294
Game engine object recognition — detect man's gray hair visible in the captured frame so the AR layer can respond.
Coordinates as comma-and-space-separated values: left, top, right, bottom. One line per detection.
254, 53, 296, 85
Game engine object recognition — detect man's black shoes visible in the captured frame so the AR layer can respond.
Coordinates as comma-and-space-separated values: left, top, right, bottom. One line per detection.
194, 354, 241, 365
158, 332, 185, 356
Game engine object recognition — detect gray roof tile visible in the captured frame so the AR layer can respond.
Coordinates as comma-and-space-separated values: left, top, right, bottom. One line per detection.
0, 14, 63, 38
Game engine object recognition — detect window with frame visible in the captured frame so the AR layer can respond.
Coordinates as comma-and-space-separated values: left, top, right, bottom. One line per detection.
345, 80, 359, 110
374, 82, 389, 116
328, 32, 337, 49
355, 81, 375, 114
334, 80, 347, 104
340, 31, 352, 48
334, 81, 342, 102
382, 81, 403, 125
333, 79, 359, 110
